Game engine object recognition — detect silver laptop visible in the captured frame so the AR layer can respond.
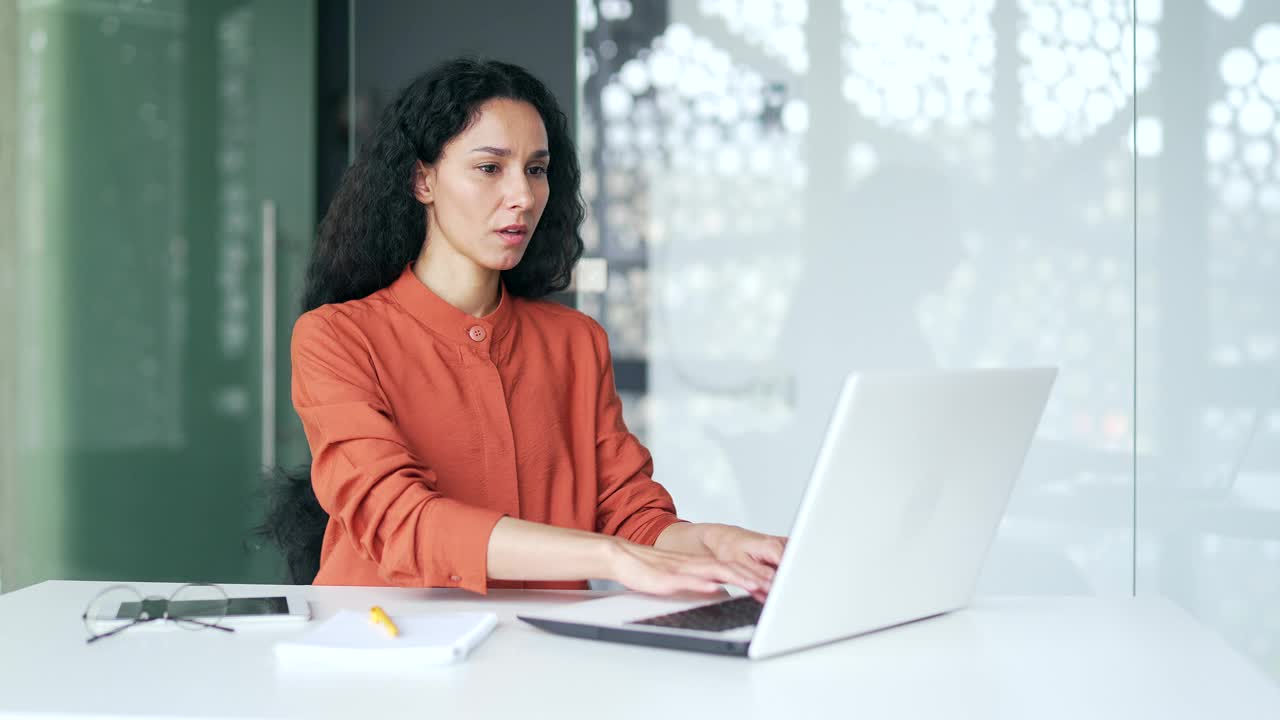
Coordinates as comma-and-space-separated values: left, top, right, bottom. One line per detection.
518, 367, 1057, 659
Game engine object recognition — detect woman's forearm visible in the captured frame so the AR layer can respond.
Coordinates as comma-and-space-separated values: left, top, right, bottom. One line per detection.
485, 517, 731, 583
487, 517, 775, 598
485, 516, 620, 581
654, 521, 716, 556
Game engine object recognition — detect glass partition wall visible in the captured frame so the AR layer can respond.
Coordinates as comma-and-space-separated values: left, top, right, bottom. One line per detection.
1136, 1, 1280, 678
578, 0, 1280, 680
0, 0, 315, 589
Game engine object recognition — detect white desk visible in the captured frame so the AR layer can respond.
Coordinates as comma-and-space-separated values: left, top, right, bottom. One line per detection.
1, 581, 1277, 719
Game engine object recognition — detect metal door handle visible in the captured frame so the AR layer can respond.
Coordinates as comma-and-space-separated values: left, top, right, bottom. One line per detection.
261, 199, 277, 469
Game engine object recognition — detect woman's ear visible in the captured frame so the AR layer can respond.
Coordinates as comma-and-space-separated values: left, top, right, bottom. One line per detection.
412, 160, 435, 204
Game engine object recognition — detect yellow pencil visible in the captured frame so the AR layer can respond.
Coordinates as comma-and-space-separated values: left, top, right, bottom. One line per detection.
369, 606, 400, 638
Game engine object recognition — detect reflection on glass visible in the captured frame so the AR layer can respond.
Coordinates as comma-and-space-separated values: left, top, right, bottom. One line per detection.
699, 0, 809, 73
580, 18, 807, 372
1207, 23, 1280, 375
1017, 0, 1159, 141
842, 0, 996, 135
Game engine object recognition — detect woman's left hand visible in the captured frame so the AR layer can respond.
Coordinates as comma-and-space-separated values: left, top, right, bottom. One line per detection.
699, 524, 788, 599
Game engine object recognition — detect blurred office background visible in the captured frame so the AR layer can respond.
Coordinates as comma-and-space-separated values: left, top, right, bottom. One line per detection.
1, 0, 1277, 682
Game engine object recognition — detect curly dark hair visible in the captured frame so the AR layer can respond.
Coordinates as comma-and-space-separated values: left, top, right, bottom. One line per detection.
256, 58, 585, 584
304, 56, 585, 311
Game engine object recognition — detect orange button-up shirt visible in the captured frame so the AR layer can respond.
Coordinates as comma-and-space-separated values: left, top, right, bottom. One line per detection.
291, 265, 683, 594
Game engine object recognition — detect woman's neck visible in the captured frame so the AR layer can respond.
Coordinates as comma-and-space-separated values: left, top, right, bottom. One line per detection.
413, 243, 501, 318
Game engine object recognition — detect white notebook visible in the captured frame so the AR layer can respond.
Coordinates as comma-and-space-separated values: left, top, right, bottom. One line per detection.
274, 610, 498, 670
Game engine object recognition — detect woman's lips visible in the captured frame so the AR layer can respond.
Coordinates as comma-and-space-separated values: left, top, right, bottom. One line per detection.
496, 229, 527, 245
496, 225, 528, 245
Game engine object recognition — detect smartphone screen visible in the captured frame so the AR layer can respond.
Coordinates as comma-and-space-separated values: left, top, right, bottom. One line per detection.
116, 596, 290, 619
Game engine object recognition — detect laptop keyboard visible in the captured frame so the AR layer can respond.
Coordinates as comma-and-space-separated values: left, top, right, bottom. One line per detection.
630, 596, 764, 633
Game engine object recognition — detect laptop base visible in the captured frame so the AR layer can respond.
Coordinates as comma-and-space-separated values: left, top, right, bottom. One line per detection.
517, 616, 751, 657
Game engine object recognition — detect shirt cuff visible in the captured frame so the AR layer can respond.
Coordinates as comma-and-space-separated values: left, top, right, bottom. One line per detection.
619, 510, 687, 547
419, 498, 506, 595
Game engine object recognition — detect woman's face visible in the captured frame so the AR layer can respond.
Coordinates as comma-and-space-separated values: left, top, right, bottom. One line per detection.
415, 98, 551, 273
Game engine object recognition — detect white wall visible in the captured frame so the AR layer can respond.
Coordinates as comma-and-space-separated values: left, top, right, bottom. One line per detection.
579, 0, 1280, 679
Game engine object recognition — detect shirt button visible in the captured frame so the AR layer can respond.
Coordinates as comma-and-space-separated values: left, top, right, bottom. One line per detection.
449, 575, 461, 582
467, 326, 486, 342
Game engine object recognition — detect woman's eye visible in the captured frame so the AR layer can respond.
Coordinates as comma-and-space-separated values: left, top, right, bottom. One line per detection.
478, 164, 499, 174
528, 166, 548, 176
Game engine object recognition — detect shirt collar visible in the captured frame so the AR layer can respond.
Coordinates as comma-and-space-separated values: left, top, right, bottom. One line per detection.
388, 264, 515, 346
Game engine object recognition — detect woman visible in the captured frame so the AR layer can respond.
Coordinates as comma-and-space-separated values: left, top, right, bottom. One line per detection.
291, 57, 784, 600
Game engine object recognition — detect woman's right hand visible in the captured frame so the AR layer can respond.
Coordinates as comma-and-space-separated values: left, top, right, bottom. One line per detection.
603, 539, 773, 602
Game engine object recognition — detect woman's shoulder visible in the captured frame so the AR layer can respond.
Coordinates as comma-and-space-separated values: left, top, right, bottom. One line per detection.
292, 288, 400, 345
513, 296, 607, 342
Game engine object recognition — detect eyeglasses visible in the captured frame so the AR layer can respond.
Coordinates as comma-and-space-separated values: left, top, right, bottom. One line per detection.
82, 583, 237, 644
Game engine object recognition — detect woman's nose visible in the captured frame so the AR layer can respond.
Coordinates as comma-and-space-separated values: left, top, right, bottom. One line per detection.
505, 174, 534, 209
